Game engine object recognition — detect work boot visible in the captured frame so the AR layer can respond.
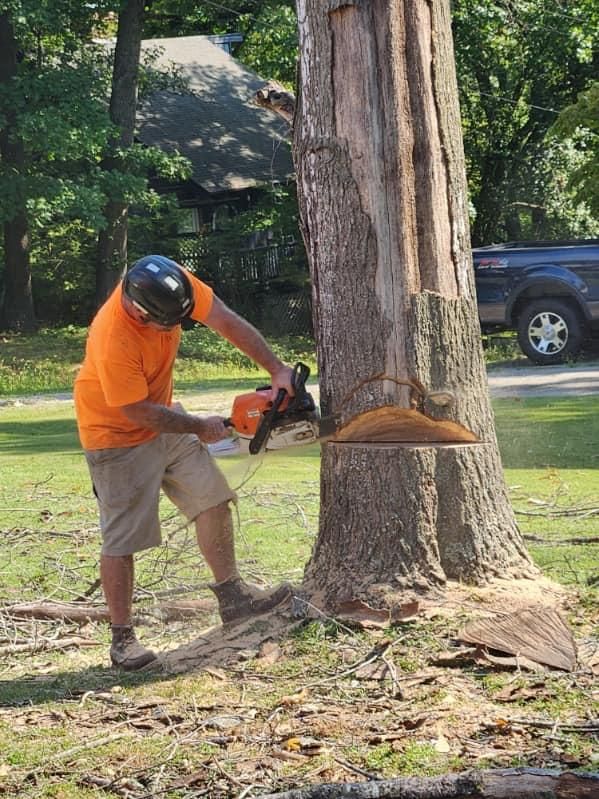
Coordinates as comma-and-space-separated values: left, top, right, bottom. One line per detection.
209, 577, 292, 624
110, 625, 157, 671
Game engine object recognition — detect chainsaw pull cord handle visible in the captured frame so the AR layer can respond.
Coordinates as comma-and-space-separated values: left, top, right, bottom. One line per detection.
249, 362, 309, 455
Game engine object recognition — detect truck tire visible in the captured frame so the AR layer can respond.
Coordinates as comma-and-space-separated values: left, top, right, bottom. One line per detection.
517, 299, 584, 365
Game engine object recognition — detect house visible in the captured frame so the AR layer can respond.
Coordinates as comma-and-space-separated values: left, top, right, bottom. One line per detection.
136, 35, 294, 233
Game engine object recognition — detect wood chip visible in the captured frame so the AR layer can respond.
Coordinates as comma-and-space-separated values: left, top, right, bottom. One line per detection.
459, 607, 577, 671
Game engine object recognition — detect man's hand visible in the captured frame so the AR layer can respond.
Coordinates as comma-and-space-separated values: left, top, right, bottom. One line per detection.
269, 364, 296, 401
121, 400, 230, 442
195, 415, 230, 443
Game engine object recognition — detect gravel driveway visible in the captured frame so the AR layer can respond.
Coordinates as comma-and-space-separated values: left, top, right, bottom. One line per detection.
2, 362, 599, 408
486, 361, 599, 398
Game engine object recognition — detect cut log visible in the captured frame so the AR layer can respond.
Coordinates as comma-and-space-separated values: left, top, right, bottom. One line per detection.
3, 601, 111, 623
459, 607, 577, 672
260, 768, 599, 799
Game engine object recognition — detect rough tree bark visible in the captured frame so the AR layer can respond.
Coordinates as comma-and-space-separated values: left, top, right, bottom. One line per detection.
261, 768, 599, 799
95, 0, 144, 306
294, 0, 535, 608
0, 12, 36, 332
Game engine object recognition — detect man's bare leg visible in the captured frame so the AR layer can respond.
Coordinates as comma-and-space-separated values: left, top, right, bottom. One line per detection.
100, 554, 134, 625
194, 501, 238, 582
101, 553, 156, 670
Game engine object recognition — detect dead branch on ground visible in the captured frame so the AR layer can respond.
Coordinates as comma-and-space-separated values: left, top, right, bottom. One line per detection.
260, 768, 599, 799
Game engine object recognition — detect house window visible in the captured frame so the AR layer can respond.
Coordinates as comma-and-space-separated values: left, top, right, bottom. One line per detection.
178, 208, 201, 234
212, 204, 237, 231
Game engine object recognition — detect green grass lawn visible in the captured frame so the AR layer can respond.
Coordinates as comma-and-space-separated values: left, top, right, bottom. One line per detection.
1, 393, 598, 604
1, 331, 598, 798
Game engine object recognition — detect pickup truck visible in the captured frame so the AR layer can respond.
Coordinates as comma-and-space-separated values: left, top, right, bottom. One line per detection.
473, 239, 599, 365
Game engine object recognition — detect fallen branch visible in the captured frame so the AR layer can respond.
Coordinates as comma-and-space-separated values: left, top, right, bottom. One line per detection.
2, 601, 110, 623
0, 636, 100, 656
523, 534, 599, 545
1, 597, 215, 624
506, 717, 599, 733
260, 768, 599, 799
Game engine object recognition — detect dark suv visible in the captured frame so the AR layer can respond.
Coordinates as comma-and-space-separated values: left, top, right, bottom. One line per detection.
473, 239, 599, 365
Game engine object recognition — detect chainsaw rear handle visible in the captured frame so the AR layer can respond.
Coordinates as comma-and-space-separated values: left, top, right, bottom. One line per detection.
249, 362, 311, 454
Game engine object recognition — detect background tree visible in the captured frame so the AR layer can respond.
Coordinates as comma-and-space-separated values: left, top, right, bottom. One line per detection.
294, 0, 534, 609
453, 0, 599, 244
0, 0, 113, 329
0, 0, 191, 328
0, 11, 35, 331
95, 0, 145, 304
550, 81, 599, 219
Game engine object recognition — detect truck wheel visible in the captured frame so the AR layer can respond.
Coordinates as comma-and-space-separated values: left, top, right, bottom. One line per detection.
517, 299, 584, 365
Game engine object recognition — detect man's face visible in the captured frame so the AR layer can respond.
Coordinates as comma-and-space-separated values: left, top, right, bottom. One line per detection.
121, 294, 176, 331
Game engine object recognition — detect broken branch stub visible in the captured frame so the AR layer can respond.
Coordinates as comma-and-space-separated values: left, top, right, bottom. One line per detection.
254, 81, 296, 126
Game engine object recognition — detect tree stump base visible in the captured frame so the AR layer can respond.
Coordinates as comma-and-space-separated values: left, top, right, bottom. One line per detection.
303, 440, 535, 610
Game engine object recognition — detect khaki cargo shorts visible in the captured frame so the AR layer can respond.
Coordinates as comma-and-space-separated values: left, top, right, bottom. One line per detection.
85, 433, 236, 556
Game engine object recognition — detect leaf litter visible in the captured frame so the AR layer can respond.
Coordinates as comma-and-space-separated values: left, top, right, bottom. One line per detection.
0, 574, 597, 798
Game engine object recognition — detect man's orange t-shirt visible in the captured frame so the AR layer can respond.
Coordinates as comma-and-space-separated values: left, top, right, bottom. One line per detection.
74, 269, 213, 450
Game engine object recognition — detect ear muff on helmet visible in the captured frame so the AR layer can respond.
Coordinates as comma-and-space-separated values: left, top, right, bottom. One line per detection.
123, 255, 195, 326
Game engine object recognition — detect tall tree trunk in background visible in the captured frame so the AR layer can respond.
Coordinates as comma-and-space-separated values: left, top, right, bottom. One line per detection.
95, 0, 144, 306
295, 0, 535, 609
0, 13, 36, 332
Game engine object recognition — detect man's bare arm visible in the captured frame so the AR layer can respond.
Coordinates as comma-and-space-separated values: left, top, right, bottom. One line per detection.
204, 296, 295, 396
121, 400, 227, 443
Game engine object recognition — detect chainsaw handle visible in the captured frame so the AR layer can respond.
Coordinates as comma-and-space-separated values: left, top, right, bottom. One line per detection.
249, 388, 287, 454
291, 362, 309, 395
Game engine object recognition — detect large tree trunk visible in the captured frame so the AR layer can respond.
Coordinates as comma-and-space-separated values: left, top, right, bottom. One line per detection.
0, 13, 36, 332
295, 0, 534, 609
95, 0, 144, 306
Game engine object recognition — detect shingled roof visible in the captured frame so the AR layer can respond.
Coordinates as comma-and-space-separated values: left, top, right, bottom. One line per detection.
137, 36, 294, 196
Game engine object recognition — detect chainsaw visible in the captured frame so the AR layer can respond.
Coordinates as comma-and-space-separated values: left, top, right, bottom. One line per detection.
209, 363, 467, 458
218, 362, 338, 456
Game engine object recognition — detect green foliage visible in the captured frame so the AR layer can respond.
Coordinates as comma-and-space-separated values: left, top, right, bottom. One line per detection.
237, 3, 297, 88
0, 1, 195, 324
144, 0, 297, 86
453, 0, 599, 243
550, 82, 599, 217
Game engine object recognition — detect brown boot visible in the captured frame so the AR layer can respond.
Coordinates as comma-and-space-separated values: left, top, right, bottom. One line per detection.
209, 577, 292, 624
110, 625, 157, 671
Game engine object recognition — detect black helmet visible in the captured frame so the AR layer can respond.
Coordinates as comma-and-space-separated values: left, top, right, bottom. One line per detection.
123, 255, 195, 326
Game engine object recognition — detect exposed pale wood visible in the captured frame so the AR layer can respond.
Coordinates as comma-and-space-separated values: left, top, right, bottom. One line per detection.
459, 607, 577, 672
260, 768, 599, 799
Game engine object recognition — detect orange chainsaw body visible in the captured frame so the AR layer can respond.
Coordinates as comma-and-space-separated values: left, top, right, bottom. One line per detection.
228, 389, 292, 438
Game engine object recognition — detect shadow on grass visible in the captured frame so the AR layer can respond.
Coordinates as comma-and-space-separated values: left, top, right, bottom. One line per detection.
0, 419, 80, 454
0, 665, 172, 708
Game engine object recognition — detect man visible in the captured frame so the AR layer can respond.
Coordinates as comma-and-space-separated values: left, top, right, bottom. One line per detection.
74, 254, 294, 671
